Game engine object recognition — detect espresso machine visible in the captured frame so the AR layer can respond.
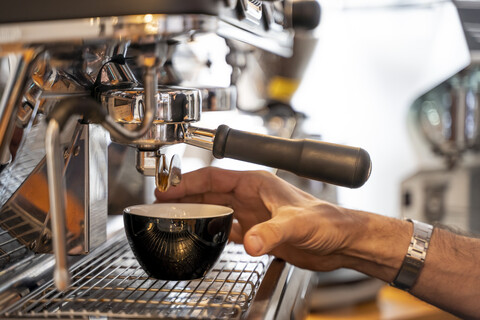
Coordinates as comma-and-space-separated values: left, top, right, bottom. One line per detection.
401, 0, 480, 234
0, 1, 371, 318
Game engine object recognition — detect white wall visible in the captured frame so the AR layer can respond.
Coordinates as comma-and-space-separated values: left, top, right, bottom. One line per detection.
292, 0, 470, 217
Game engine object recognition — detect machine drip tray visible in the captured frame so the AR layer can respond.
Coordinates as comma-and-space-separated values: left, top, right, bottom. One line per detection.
1, 232, 272, 319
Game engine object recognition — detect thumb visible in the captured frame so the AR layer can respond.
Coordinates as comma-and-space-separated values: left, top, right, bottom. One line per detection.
244, 216, 292, 256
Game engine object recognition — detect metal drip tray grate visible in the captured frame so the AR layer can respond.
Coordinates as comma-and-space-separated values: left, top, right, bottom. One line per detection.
2, 233, 271, 319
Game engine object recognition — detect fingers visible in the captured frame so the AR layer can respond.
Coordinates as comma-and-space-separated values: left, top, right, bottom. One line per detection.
154, 167, 242, 201
154, 167, 323, 260
244, 221, 283, 256
161, 192, 236, 208
229, 221, 243, 243
243, 207, 303, 256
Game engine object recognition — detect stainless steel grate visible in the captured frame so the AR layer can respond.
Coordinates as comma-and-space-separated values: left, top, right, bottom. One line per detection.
2, 232, 271, 319
0, 201, 45, 269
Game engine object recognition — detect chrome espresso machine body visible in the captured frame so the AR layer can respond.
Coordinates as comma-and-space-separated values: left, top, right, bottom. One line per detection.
0, 1, 371, 319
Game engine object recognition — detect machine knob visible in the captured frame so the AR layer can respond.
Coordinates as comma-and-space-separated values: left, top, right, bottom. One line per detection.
291, 0, 321, 30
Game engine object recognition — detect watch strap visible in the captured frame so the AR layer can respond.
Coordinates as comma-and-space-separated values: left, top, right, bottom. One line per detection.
391, 219, 433, 291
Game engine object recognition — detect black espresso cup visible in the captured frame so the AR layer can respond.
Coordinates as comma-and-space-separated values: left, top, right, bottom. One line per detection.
123, 203, 234, 280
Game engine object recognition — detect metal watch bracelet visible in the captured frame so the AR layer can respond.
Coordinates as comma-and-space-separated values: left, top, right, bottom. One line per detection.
391, 219, 434, 291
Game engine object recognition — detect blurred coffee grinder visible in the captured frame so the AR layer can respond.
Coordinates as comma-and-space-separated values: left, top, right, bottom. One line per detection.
401, 0, 480, 234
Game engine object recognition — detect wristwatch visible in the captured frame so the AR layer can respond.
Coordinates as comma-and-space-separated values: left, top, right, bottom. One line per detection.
391, 219, 433, 291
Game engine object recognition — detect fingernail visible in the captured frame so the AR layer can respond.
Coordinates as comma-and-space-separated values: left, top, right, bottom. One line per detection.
247, 234, 263, 255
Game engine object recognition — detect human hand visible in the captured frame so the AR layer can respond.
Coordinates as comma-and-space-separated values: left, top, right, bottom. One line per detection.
154, 167, 364, 271
156, 167, 480, 319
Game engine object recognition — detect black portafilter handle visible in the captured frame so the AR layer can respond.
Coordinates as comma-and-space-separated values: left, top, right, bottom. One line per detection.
212, 125, 372, 188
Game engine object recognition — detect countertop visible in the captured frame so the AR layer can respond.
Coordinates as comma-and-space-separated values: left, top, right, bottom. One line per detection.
307, 285, 460, 320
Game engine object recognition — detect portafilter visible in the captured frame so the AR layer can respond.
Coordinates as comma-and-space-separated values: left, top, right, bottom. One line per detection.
100, 83, 372, 189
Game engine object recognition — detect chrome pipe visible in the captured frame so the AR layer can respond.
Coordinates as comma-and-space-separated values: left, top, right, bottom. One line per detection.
102, 65, 157, 142
184, 126, 216, 150
45, 119, 70, 291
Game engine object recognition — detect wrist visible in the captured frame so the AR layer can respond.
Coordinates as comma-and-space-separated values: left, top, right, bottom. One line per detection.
340, 211, 413, 282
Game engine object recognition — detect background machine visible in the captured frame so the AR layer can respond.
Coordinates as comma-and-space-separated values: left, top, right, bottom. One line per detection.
402, 0, 480, 234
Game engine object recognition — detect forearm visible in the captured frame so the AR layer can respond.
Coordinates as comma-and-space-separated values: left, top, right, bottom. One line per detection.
412, 227, 480, 318
341, 210, 480, 319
